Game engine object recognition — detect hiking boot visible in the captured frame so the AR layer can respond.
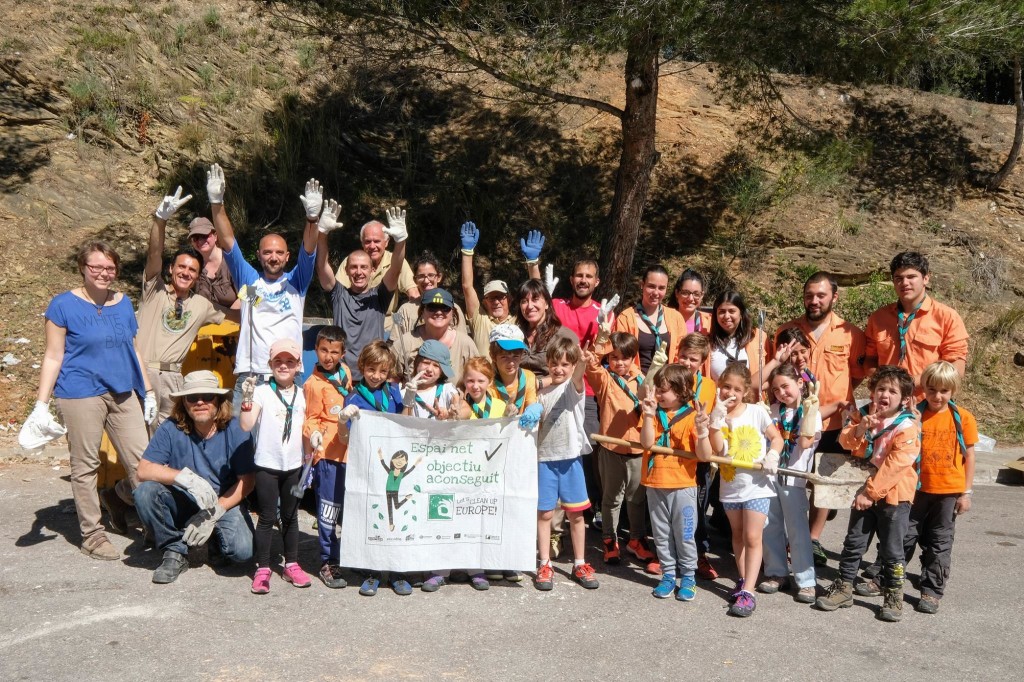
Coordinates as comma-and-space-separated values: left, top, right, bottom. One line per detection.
282, 563, 312, 588
153, 550, 188, 584
571, 563, 599, 589
626, 538, 656, 562
815, 578, 854, 611
652, 574, 677, 599
250, 567, 271, 594
602, 538, 620, 564
534, 563, 554, 591
359, 576, 380, 596
503, 570, 523, 582
915, 593, 940, 614
879, 587, 903, 622
391, 578, 413, 595
319, 563, 347, 589
676, 574, 697, 601
729, 578, 746, 603
697, 553, 719, 580
81, 536, 121, 561
421, 575, 445, 593
795, 586, 817, 604
757, 576, 789, 594
99, 487, 131, 535
854, 577, 882, 597
811, 540, 828, 567
728, 591, 757, 617
470, 573, 490, 591
549, 534, 562, 560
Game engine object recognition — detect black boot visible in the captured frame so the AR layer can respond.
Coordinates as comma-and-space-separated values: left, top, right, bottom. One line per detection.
153, 550, 188, 584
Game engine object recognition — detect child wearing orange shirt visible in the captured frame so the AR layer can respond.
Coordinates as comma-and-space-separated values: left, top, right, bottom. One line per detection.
816, 365, 920, 622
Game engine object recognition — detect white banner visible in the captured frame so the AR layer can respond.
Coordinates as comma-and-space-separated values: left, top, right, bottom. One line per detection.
341, 411, 538, 572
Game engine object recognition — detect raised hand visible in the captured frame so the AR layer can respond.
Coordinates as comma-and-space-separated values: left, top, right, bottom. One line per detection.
799, 380, 820, 437
384, 206, 408, 243
520, 230, 544, 263
403, 370, 426, 405
774, 340, 796, 364
206, 163, 226, 204
241, 376, 257, 406
299, 178, 324, 220
154, 186, 193, 220
641, 393, 658, 417
694, 400, 709, 438
318, 199, 342, 234
709, 389, 734, 430
645, 341, 669, 383
544, 263, 559, 297
598, 294, 620, 327
460, 221, 479, 255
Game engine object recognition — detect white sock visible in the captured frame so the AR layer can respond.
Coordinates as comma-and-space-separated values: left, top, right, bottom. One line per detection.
574, 559, 585, 567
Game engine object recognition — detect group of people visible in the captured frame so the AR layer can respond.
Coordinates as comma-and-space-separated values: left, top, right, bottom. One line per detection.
21, 164, 977, 621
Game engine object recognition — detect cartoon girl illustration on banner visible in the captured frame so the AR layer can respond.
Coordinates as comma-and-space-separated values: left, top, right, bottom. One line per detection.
379, 448, 422, 531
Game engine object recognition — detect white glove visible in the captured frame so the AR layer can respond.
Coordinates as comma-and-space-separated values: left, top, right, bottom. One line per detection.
18, 400, 67, 451
299, 178, 324, 220
240, 376, 257, 405
759, 449, 780, 476
154, 186, 193, 220
403, 370, 425, 406
800, 381, 820, 438
206, 163, 226, 204
544, 264, 559, 297
709, 390, 734, 430
144, 390, 158, 425
310, 431, 324, 451
645, 341, 668, 383
338, 404, 360, 421
598, 294, 620, 327
183, 503, 226, 546
318, 199, 342, 234
384, 206, 408, 243
174, 468, 219, 510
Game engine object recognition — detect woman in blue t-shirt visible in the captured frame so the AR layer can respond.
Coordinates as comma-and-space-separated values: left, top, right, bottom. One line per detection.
32, 241, 154, 561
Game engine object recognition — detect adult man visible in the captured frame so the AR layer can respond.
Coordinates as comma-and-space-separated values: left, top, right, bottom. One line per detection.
314, 200, 409, 378
459, 221, 521, 355
206, 164, 319, 409
136, 187, 225, 430
864, 251, 969, 392
133, 371, 256, 584
334, 216, 418, 328
392, 251, 467, 336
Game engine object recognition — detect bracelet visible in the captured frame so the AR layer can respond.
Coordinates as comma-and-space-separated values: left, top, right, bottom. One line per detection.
526, 258, 539, 265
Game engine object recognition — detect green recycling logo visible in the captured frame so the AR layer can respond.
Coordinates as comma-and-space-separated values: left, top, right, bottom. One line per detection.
428, 494, 454, 520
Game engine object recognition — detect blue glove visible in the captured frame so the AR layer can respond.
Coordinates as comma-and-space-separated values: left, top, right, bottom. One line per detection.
460, 221, 479, 254
520, 230, 545, 263
518, 402, 543, 429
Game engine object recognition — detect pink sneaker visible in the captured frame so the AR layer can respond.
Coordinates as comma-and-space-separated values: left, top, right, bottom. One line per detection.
282, 562, 312, 588
251, 567, 272, 594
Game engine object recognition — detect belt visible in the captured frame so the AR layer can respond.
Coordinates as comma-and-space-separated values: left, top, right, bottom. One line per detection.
147, 361, 183, 372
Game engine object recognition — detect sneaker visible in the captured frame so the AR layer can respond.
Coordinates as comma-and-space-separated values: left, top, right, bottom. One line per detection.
728, 578, 746, 603
854, 577, 882, 597
470, 573, 490, 591
811, 540, 828, 567
391, 578, 413, 595
645, 560, 662, 575
251, 567, 272, 594
697, 554, 719, 580
652, 574, 677, 599
757, 576, 789, 594
99, 487, 131, 535
879, 587, 903, 622
815, 578, 854, 611
485, 571, 504, 581
81, 537, 121, 561
571, 563, 599, 589
591, 511, 603, 532
676, 575, 697, 601
550, 534, 562, 560
795, 586, 817, 604
626, 538, 656, 562
728, 590, 757, 617
421, 575, 446, 593
602, 538, 620, 564
534, 563, 554, 591
915, 593, 940, 614
503, 570, 523, 582
153, 550, 188, 584
282, 562, 312, 588
319, 563, 347, 589
359, 576, 380, 596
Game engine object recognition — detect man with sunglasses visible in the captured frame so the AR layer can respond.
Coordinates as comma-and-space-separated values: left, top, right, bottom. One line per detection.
134, 370, 256, 584
137, 187, 225, 431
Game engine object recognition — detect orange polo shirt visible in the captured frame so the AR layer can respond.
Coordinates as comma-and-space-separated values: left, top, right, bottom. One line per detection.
641, 409, 699, 489
774, 313, 866, 432
302, 365, 354, 464
585, 352, 644, 455
865, 296, 969, 395
840, 420, 920, 505
616, 305, 688, 372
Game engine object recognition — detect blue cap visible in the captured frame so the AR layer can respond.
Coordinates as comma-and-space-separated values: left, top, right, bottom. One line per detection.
416, 339, 455, 380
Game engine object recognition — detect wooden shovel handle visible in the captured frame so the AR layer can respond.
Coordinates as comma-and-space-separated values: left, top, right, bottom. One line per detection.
589, 434, 758, 470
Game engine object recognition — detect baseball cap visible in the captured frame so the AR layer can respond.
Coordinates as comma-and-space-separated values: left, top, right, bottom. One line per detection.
170, 370, 230, 398
416, 340, 454, 379
269, 338, 302, 362
488, 324, 527, 351
483, 280, 509, 297
187, 217, 215, 237
421, 288, 455, 309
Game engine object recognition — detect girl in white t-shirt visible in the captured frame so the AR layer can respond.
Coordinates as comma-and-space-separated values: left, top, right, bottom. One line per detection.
761, 363, 823, 605
709, 363, 784, 618
240, 339, 310, 594
402, 340, 460, 421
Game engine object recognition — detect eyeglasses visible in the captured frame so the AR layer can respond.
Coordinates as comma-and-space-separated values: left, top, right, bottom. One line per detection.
185, 393, 219, 404
85, 264, 117, 275
677, 290, 703, 299
413, 272, 440, 282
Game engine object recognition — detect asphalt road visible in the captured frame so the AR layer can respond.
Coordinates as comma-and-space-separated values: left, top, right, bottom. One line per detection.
0, 461, 1020, 681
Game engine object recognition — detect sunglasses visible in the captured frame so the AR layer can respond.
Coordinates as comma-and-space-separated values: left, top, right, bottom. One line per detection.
190, 233, 212, 242
185, 393, 219, 404
424, 304, 452, 314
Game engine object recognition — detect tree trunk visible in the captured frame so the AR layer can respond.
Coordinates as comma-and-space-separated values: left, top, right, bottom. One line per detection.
989, 56, 1023, 192
600, 30, 661, 295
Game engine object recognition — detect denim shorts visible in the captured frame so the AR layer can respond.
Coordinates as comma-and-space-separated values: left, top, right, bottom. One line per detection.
538, 458, 591, 512
722, 497, 772, 515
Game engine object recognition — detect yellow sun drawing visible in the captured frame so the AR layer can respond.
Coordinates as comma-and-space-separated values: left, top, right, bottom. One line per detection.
720, 424, 763, 482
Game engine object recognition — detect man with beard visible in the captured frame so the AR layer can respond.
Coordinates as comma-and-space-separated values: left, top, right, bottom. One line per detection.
773, 271, 866, 564
206, 164, 320, 410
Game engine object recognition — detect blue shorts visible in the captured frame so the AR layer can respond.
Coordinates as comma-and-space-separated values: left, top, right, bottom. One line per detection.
722, 498, 772, 515
538, 458, 591, 512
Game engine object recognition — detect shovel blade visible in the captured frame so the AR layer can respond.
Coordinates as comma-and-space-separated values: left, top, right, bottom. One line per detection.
810, 451, 874, 509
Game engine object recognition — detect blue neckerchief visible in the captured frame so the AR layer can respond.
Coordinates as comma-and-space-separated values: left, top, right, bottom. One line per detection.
694, 371, 703, 407
356, 380, 390, 413
469, 393, 493, 418
269, 378, 296, 444
495, 370, 527, 411
414, 383, 445, 418
318, 364, 350, 397
609, 370, 643, 416
637, 304, 665, 349
649, 404, 694, 474
858, 405, 917, 464
897, 299, 925, 364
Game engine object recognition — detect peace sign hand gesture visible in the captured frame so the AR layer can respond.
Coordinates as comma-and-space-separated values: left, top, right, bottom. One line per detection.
694, 400, 710, 438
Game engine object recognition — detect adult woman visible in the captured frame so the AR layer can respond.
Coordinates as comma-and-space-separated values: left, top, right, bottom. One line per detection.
709, 290, 769, 390
390, 287, 478, 381
187, 217, 238, 310
516, 278, 579, 381
615, 265, 686, 375
34, 241, 155, 560
671, 268, 712, 336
